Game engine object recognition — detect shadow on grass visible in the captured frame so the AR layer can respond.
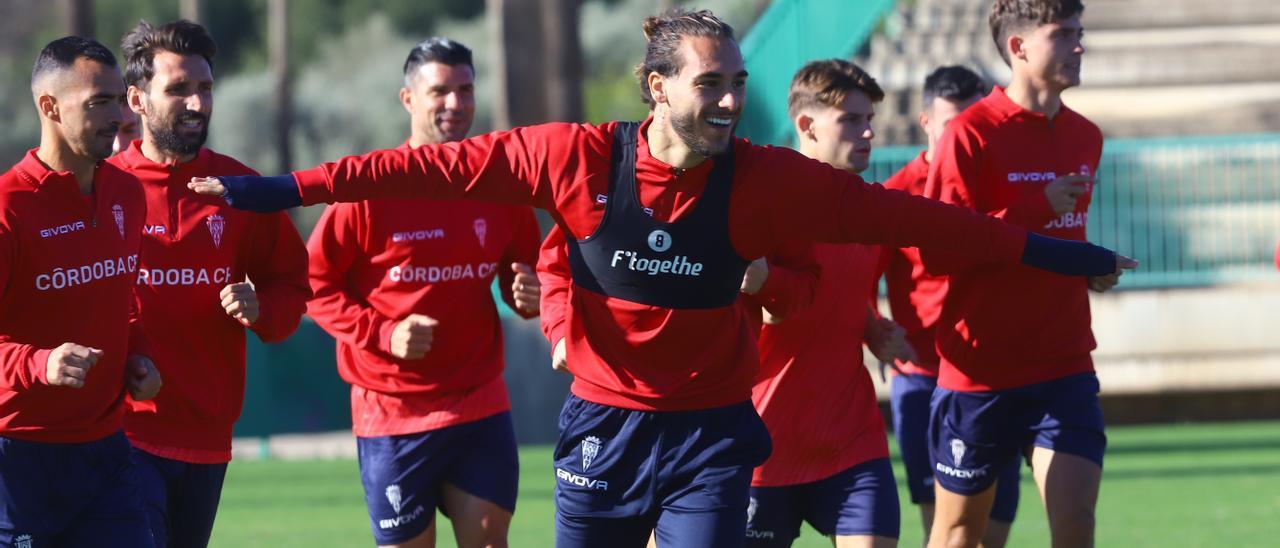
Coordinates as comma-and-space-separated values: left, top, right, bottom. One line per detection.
1107, 436, 1280, 456
1104, 462, 1280, 481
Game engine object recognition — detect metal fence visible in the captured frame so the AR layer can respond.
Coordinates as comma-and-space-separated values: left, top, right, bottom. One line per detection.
866, 133, 1280, 288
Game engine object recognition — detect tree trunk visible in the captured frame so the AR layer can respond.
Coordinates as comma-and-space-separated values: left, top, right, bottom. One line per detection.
488, 0, 547, 129
269, 0, 292, 173
180, 0, 202, 23
540, 0, 583, 123
63, 0, 93, 37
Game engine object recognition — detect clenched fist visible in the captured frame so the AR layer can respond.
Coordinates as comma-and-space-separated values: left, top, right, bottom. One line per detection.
126, 354, 162, 401
390, 314, 438, 360
45, 343, 103, 388
221, 282, 259, 326
1044, 174, 1091, 217
511, 263, 541, 315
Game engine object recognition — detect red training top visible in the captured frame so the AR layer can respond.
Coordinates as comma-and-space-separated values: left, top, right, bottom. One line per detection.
924, 87, 1102, 392
111, 143, 310, 463
307, 143, 540, 437
880, 151, 945, 376
751, 243, 888, 486
291, 117, 1028, 411
0, 149, 149, 443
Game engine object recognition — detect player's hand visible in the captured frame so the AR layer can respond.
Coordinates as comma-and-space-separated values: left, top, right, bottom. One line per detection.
188, 176, 226, 197
45, 343, 102, 388
390, 314, 437, 360
1088, 271, 1121, 293
220, 282, 260, 326
740, 258, 769, 295
1117, 254, 1139, 273
125, 354, 162, 401
865, 317, 918, 365
1044, 174, 1091, 217
551, 338, 569, 374
511, 263, 541, 315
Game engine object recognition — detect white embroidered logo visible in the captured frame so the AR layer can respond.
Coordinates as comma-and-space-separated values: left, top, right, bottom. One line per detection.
206, 215, 225, 249
747, 496, 759, 524
950, 439, 967, 468
474, 218, 488, 247
15, 534, 33, 548
581, 436, 602, 471
385, 484, 403, 514
111, 204, 125, 239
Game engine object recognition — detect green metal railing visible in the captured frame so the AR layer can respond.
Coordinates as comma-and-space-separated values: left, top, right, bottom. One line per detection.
738, 0, 896, 146
866, 134, 1280, 288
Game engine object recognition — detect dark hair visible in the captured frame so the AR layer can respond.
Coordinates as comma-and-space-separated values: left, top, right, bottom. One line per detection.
989, 0, 1085, 65
787, 59, 884, 118
403, 37, 473, 86
634, 8, 736, 108
121, 19, 217, 88
31, 36, 117, 87
922, 65, 987, 109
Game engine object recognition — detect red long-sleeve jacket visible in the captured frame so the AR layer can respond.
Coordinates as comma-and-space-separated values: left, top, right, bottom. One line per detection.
0, 150, 150, 443
290, 117, 1028, 410
110, 144, 309, 463
306, 150, 540, 437
924, 87, 1102, 391
881, 151, 945, 376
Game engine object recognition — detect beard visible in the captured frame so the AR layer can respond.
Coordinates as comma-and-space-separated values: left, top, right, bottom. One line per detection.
670, 107, 731, 158
148, 104, 209, 156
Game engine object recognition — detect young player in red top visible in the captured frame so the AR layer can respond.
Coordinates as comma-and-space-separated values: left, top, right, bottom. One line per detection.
921, 2, 1123, 546
191, 9, 1131, 547
0, 36, 161, 548
305, 38, 541, 548
880, 65, 1022, 547
108, 20, 311, 548
741, 60, 903, 548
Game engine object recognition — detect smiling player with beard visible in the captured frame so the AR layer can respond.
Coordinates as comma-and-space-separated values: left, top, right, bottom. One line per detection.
188, 8, 1133, 547
107, 19, 310, 548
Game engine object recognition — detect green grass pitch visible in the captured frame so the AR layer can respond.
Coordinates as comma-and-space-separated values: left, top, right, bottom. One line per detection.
210, 421, 1280, 547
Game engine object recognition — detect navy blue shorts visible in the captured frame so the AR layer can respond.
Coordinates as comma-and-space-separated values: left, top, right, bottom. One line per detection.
131, 448, 228, 548
357, 411, 519, 545
553, 395, 772, 548
928, 372, 1106, 496
745, 458, 900, 546
0, 431, 154, 547
891, 373, 1021, 522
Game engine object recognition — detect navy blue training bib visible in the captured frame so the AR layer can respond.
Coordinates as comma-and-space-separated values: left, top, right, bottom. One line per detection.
566, 121, 749, 309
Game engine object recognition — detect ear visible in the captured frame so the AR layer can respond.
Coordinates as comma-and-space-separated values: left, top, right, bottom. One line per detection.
918, 110, 930, 133
127, 85, 147, 116
399, 86, 414, 115
793, 112, 815, 142
36, 93, 60, 123
1007, 33, 1028, 63
648, 71, 668, 105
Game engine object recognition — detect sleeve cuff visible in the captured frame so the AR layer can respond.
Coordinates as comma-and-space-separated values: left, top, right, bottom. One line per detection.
294, 169, 332, 206
28, 348, 52, 386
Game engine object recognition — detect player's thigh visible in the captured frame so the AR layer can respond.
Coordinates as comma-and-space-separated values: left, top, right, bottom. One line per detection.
890, 374, 937, 507
440, 481, 512, 547
927, 387, 1024, 499
808, 459, 900, 542
556, 512, 653, 548
1029, 447, 1101, 527
1029, 373, 1107, 471
655, 505, 756, 548
443, 411, 519, 527
987, 452, 1022, 525
833, 534, 898, 548
745, 486, 803, 547
129, 448, 176, 547
168, 461, 229, 548
380, 518, 437, 548
62, 434, 155, 548
358, 431, 451, 546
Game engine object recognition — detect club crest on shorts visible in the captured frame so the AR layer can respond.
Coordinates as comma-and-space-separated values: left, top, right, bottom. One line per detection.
14, 534, 32, 548
385, 484, 403, 514
206, 214, 225, 249
950, 438, 967, 467
111, 204, 125, 239
474, 218, 488, 247
581, 436, 602, 471
747, 496, 759, 524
